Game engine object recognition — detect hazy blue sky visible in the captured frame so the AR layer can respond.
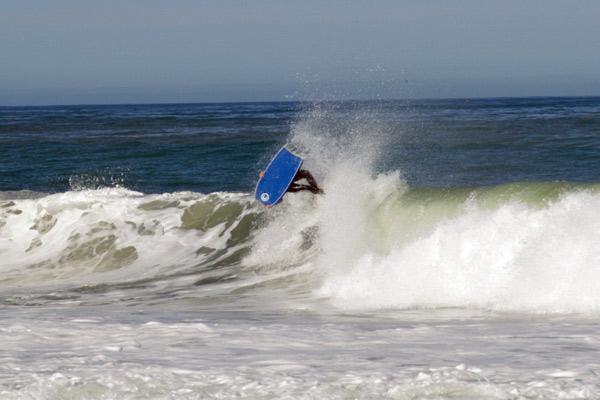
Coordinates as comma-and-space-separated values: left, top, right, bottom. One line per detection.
2, 0, 600, 105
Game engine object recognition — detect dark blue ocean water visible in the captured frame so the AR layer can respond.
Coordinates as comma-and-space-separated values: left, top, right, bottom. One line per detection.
2, 97, 600, 194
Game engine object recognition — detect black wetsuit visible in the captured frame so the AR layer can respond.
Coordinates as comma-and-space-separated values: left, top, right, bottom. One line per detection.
287, 169, 323, 194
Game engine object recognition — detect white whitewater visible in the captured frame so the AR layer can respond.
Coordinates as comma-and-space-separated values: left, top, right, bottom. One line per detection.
3, 109, 600, 398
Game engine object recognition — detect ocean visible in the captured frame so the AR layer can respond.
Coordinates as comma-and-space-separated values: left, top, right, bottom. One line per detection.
2, 97, 600, 398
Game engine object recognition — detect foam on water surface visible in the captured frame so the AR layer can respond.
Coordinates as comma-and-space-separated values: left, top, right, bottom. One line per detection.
2, 314, 600, 399
5, 100, 600, 398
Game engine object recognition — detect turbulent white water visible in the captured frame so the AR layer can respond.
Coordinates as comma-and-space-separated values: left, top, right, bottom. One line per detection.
318, 180, 600, 314
4, 178, 600, 313
3, 177, 600, 398
4, 313, 600, 399
4, 111, 600, 397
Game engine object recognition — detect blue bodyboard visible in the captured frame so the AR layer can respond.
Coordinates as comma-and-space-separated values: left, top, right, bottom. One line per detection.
255, 147, 303, 206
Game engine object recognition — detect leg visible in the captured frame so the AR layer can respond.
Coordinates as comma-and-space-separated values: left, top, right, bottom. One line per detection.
293, 170, 324, 194
288, 184, 320, 194
287, 184, 305, 193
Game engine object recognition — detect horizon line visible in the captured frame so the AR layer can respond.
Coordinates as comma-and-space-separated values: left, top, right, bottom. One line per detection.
3, 94, 600, 109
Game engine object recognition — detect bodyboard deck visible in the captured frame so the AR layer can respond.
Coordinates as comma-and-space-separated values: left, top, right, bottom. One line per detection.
255, 147, 303, 206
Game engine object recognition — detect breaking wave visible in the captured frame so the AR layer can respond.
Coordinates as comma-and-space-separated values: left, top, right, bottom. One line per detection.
3, 178, 600, 314
3, 103, 600, 314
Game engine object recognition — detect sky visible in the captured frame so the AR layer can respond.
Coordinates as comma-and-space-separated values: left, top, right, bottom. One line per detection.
2, 0, 600, 105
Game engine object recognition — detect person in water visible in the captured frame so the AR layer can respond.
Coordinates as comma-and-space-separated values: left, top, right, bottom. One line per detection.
287, 169, 324, 194
258, 169, 324, 195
